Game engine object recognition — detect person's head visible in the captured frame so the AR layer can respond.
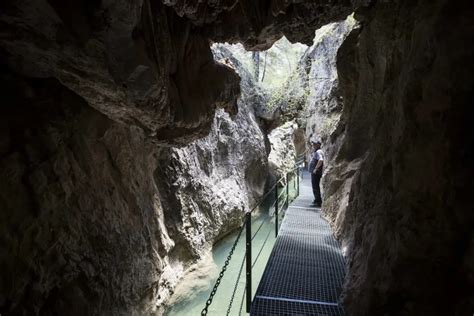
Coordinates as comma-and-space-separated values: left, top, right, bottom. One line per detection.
311, 139, 321, 150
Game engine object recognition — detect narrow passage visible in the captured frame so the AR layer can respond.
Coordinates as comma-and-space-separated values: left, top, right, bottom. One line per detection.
251, 171, 346, 315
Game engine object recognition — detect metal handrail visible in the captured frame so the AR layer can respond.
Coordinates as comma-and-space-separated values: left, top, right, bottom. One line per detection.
277, 188, 286, 201
270, 174, 296, 208
244, 159, 303, 313
202, 155, 304, 315
247, 177, 284, 214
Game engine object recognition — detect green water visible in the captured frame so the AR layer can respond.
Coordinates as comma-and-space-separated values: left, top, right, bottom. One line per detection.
165, 209, 277, 316
165, 178, 298, 316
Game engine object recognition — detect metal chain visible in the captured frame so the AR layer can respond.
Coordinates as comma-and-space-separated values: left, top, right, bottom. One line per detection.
201, 223, 245, 315
226, 251, 246, 315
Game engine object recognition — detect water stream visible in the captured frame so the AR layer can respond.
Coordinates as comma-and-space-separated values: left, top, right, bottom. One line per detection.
165, 178, 298, 316
165, 208, 277, 316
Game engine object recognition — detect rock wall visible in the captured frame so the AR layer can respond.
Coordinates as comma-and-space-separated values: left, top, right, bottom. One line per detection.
0, 0, 241, 145
297, 17, 356, 216
0, 35, 268, 315
0, 73, 170, 315
267, 121, 298, 181
325, 1, 474, 315
154, 45, 268, 309
302, 17, 363, 243
0, 0, 352, 144
303, 17, 356, 146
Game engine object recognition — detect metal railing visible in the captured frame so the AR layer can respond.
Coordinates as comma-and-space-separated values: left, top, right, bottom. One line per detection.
201, 154, 305, 315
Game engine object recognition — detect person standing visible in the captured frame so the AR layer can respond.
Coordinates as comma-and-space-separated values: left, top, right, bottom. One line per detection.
309, 139, 324, 207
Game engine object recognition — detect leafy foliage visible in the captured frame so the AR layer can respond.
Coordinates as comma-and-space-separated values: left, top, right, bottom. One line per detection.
265, 58, 312, 127
212, 37, 312, 125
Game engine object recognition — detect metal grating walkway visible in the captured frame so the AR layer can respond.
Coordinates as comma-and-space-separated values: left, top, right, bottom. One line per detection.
251, 171, 347, 315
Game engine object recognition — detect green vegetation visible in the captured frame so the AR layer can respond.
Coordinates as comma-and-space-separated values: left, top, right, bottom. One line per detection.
266, 67, 310, 119
257, 37, 307, 89
261, 38, 311, 125
213, 37, 311, 123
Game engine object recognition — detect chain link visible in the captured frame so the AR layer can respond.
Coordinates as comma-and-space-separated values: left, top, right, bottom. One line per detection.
201, 223, 245, 315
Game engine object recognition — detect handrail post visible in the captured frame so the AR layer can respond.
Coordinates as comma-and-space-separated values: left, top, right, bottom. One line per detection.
294, 170, 296, 191
286, 173, 290, 207
275, 185, 279, 237
296, 167, 300, 197
245, 212, 252, 313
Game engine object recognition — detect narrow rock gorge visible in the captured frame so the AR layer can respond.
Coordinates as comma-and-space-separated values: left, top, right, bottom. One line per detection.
1, 0, 473, 315
297, 16, 357, 235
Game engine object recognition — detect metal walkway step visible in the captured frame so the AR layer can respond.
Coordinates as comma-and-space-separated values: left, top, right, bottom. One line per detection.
250, 171, 346, 315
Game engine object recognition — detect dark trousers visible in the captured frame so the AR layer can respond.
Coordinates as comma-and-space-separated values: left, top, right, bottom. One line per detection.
311, 172, 322, 205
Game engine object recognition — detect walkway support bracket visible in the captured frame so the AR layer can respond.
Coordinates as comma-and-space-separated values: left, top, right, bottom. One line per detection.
245, 212, 252, 313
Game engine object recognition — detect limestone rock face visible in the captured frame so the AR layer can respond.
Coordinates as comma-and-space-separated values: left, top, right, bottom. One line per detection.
155, 105, 267, 244
0, 38, 267, 315
154, 41, 268, 282
0, 0, 241, 146
167, 0, 353, 49
268, 121, 298, 181
323, 1, 474, 315
0, 0, 352, 145
153, 102, 268, 310
0, 74, 170, 315
151, 44, 269, 311
303, 17, 356, 145
295, 17, 356, 231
